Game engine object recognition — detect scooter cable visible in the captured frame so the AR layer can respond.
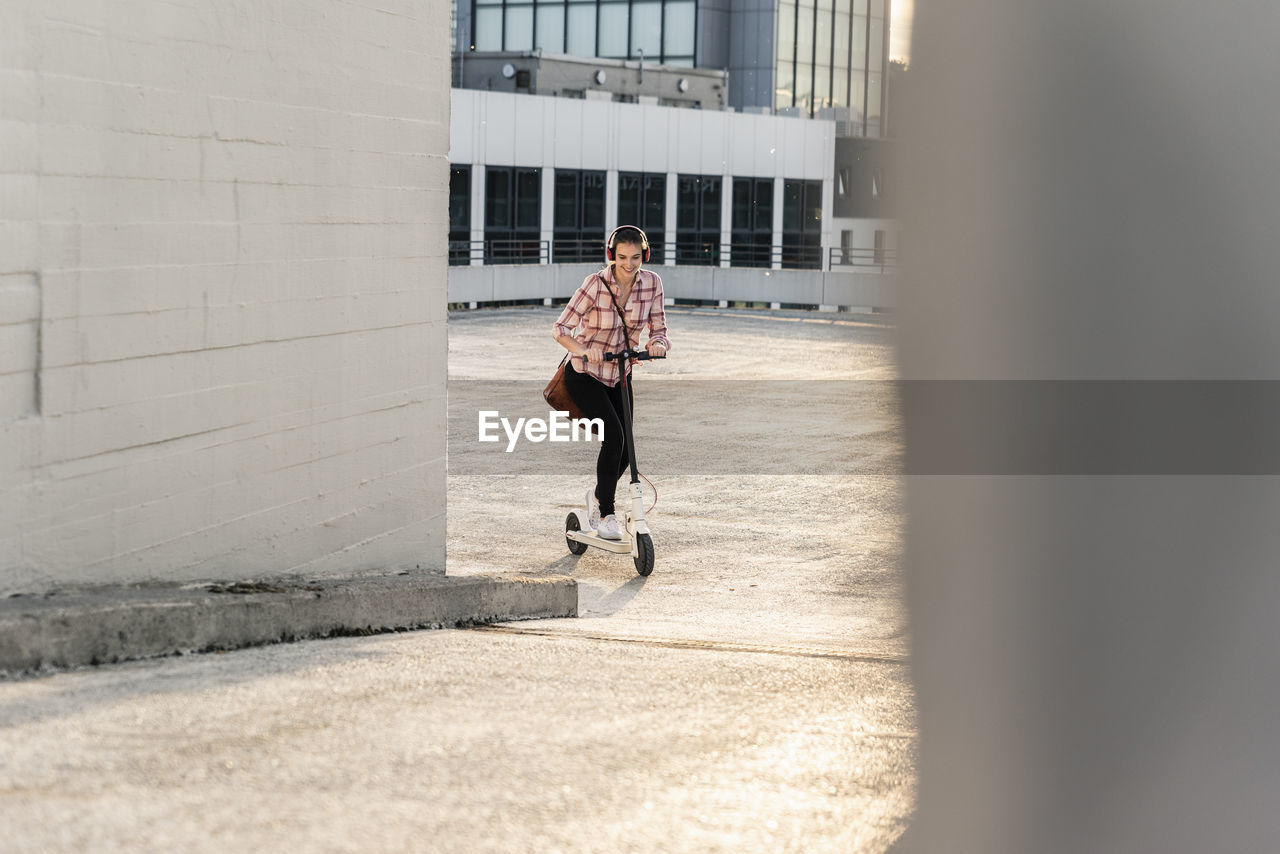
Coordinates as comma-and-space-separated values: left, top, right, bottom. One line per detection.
640, 471, 658, 514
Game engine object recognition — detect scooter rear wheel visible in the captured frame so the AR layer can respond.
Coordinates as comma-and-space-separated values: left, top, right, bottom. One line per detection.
565, 513, 588, 555
633, 532, 654, 576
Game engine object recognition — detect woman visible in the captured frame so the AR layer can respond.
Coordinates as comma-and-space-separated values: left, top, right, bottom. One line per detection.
552, 225, 672, 541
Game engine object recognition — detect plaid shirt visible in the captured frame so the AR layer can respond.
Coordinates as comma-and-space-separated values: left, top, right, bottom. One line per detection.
553, 267, 672, 387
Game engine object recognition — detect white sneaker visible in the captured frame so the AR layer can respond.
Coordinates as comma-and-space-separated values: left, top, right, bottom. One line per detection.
586, 488, 600, 529
597, 514, 623, 540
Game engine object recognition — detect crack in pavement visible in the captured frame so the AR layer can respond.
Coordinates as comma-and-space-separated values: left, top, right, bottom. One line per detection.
472, 624, 909, 665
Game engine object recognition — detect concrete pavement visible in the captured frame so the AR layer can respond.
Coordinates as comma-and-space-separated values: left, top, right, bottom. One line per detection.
1, 305, 914, 853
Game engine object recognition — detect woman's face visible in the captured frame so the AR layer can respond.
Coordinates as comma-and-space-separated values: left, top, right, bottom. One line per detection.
614, 242, 644, 276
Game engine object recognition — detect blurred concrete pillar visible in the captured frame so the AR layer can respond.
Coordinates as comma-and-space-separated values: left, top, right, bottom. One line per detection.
899, 2, 1280, 852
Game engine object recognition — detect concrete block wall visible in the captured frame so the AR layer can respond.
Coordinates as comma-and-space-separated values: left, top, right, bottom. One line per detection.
1, 0, 450, 595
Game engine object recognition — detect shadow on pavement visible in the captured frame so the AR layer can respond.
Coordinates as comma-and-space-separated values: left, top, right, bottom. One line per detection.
579, 575, 648, 617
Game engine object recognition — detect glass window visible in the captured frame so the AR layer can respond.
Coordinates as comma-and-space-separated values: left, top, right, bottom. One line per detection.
833, 65, 849, 110
516, 169, 541, 229
450, 166, 472, 265
797, 6, 814, 64
783, 181, 802, 232
778, 2, 795, 62
730, 179, 773, 268
815, 64, 831, 109
775, 61, 794, 109
849, 67, 866, 118
450, 166, 471, 230
598, 2, 628, 57
536, 4, 565, 53
701, 177, 721, 231
755, 180, 772, 228
474, 7, 502, 50
643, 174, 665, 231
795, 62, 813, 112
553, 170, 605, 262
567, 4, 596, 54
505, 5, 534, 51
732, 180, 751, 231
555, 172, 578, 228
619, 173, 641, 219
678, 176, 699, 230
816, 7, 833, 66
867, 70, 882, 133
868, 14, 884, 71
631, 1, 661, 58
583, 172, 605, 229
834, 10, 850, 62
806, 181, 822, 228
664, 2, 695, 57
676, 175, 719, 266
485, 169, 510, 229
852, 14, 867, 70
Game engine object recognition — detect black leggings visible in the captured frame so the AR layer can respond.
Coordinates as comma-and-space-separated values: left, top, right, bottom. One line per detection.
563, 360, 634, 517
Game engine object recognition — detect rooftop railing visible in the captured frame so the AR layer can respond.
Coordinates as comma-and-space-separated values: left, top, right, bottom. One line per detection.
448, 239, 897, 272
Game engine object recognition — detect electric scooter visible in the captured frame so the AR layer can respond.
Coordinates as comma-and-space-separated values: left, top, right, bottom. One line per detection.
564, 348, 664, 576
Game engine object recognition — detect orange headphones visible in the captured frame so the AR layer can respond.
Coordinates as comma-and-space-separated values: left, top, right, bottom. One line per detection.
605, 225, 651, 264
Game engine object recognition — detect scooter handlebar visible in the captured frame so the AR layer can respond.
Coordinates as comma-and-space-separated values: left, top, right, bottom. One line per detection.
603, 350, 666, 362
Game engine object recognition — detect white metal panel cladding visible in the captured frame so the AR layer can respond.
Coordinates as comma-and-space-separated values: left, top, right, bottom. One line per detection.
451, 88, 834, 180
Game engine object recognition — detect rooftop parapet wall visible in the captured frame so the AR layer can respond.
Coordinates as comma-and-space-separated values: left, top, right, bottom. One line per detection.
448, 265, 896, 312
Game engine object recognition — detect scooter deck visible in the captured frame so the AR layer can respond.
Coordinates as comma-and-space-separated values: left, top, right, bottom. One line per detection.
566, 529, 633, 554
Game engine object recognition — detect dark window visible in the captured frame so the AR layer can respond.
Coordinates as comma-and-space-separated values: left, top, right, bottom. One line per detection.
676, 174, 721, 266
781, 179, 822, 269
485, 166, 543, 264
731, 178, 774, 268
553, 169, 606, 262
618, 172, 666, 263
450, 165, 471, 265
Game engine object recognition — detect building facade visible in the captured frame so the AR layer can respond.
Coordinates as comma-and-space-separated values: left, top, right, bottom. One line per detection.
448, 0, 897, 310
455, 0, 891, 130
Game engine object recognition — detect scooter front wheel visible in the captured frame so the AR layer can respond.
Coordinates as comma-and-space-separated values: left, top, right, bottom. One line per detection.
633, 532, 654, 576
565, 513, 588, 555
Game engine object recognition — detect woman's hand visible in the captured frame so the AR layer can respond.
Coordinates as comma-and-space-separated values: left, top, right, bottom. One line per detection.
582, 345, 605, 365
646, 341, 667, 358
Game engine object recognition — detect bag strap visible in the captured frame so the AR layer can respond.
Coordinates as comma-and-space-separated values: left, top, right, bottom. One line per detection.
602, 270, 633, 349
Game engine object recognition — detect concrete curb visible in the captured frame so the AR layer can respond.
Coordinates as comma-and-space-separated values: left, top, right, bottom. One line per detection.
0, 573, 577, 677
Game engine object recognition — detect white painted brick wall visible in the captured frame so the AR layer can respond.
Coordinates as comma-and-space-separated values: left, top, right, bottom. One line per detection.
0, 0, 450, 595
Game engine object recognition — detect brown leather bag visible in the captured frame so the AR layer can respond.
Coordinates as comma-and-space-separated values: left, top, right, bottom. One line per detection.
543, 354, 584, 420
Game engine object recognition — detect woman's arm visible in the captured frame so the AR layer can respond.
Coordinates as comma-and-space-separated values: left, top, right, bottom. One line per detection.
552, 274, 605, 364
645, 271, 671, 354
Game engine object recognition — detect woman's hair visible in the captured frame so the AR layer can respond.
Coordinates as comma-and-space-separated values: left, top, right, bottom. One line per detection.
610, 226, 647, 252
